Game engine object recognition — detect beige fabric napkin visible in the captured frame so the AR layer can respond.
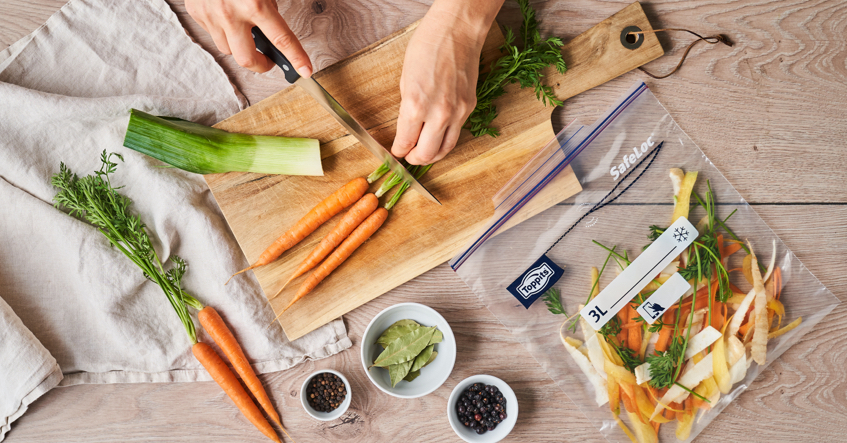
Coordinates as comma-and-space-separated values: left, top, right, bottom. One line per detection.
0, 297, 63, 441
0, 0, 351, 438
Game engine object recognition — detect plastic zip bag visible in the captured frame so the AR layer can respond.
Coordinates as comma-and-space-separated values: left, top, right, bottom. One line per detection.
450, 81, 840, 442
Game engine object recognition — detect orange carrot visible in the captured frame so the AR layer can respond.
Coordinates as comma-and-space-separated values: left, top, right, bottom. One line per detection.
655, 327, 672, 352
228, 177, 369, 282
723, 242, 743, 257
627, 306, 641, 353
651, 420, 661, 433
280, 207, 388, 314
198, 306, 292, 441
665, 401, 681, 420
616, 306, 629, 346
705, 274, 719, 330
774, 267, 783, 300
738, 320, 753, 337
621, 322, 644, 330
272, 193, 379, 300
675, 306, 691, 339
193, 342, 281, 443
655, 310, 674, 352
620, 383, 637, 415
710, 301, 726, 331
647, 386, 659, 405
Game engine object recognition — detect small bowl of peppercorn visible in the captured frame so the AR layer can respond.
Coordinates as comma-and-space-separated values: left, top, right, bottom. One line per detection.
447, 375, 518, 442
300, 369, 351, 421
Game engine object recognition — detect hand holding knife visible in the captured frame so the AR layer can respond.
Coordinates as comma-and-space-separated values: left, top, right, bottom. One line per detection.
252, 27, 441, 205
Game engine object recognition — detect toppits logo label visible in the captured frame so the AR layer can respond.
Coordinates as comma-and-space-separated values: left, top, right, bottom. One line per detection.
517, 263, 553, 299
507, 254, 564, 309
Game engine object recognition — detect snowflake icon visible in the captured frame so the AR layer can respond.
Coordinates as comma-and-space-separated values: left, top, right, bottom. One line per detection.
673, 227, 689, 243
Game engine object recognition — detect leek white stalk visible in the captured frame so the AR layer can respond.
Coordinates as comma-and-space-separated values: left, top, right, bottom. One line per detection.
123, 109, 323, 176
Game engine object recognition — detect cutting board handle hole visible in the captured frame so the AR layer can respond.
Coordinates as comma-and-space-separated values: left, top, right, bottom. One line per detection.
621, 26, 644, 50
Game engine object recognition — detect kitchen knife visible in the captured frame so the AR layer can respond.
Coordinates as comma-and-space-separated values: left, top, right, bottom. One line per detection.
251, 27, 441, 205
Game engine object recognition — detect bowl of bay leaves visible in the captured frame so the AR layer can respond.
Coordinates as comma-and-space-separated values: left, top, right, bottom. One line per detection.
361, 302, 456, 398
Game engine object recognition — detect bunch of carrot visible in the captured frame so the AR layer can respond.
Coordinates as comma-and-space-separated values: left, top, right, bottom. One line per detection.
51, 154, 291, 442
186, 299, 293, 443
229, 163, 431, 316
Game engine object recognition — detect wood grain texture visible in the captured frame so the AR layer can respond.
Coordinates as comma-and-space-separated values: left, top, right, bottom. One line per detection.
207, 2, 662, 341
1, 0, 846, 442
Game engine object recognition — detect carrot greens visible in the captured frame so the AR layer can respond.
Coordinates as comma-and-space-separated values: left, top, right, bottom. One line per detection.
367, 161, 391, 183
52, 151, 200, 343
385, 164, 432, 210
465, 0, 567, 137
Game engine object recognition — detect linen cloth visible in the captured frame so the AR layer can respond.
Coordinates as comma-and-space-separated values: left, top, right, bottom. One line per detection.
0, 0, 351, 438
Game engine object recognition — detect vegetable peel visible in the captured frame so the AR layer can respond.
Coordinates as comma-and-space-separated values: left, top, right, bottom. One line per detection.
769, 317, 802, 339
561, 332, 609, 406
684, 326, 722, 360
748, 241, 769, 365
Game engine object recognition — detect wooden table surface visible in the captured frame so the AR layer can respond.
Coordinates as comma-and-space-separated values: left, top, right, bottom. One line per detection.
2, 0, 845, 442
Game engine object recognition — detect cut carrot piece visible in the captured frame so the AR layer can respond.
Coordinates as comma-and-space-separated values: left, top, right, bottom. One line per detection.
710, 301, 726, 332
723, 242, 743, 258
655, 320, 673, 352
627, 306, 642, 353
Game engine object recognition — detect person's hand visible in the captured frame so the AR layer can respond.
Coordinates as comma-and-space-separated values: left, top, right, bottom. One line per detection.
391, 0, 503, 165
185, 0, 312, 77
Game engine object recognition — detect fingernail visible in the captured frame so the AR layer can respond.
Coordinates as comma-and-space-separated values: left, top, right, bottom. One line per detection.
297, 66, 312, 78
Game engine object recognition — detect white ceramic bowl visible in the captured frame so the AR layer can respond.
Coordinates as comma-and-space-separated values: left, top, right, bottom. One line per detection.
300, 369, 351, 421
360, 302, 456, 398
447, 375, 519, 443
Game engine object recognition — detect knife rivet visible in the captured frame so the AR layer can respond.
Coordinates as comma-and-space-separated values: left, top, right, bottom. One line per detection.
282, 65, 290, 71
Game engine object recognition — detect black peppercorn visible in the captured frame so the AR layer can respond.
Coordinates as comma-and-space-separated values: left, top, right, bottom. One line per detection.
305, 373, 347, 413
456, 382, 511, 435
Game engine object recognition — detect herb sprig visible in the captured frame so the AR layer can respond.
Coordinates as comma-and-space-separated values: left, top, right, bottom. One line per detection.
465, 0, 567, 137
646, 336, 683, 389
542, 287, 567, 316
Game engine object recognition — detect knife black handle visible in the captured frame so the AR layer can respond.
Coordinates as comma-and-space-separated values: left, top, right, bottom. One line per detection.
251, 26, 301, 84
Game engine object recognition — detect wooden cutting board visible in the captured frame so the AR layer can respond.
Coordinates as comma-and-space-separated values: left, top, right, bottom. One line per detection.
206, 2, 663, 340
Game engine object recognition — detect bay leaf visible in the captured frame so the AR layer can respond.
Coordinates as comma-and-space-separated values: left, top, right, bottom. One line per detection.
410, 344, 435, 373
403, 369, 420, 382
373, 326, 435, 367
402, 350, 437, 383
428, 329, 443, 345
389, 360, 414, 387
376, 319, 421, 346
423, 350, 438, 368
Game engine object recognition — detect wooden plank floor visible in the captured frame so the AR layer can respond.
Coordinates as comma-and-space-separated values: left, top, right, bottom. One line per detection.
2, 0, 845, 442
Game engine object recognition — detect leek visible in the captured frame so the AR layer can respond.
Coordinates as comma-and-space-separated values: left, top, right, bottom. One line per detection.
122, 109, 323, 176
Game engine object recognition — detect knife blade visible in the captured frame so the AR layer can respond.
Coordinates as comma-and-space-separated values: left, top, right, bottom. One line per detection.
251, 27, 441, 205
